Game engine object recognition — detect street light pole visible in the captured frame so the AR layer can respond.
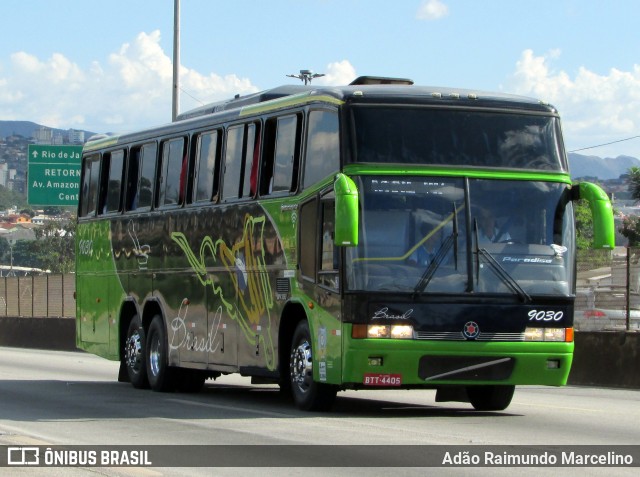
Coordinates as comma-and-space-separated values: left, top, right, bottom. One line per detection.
8, 238, 15, 277
172, 0, 180, 122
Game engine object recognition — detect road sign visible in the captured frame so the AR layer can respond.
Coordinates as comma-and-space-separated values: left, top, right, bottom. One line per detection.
28, 145, 83, 206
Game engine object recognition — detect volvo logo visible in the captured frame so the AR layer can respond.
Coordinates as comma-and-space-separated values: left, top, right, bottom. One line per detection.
463, 321, 480, 340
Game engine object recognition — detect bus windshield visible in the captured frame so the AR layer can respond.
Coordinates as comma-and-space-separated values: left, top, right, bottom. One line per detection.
345, 176, 575, 297
352, 107, 565, 171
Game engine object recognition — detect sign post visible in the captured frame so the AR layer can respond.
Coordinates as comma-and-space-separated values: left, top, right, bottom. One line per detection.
27, 145, 82, 206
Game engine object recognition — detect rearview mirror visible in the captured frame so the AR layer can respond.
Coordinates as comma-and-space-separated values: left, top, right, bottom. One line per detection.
576, 182, 615, 249
334, 173, 359, 246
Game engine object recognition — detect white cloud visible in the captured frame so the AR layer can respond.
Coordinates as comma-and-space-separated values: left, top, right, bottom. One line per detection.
507, 49, 640, 157
0, 30, 259, 133
315, 60, 357, 86
416, 0, 449, 21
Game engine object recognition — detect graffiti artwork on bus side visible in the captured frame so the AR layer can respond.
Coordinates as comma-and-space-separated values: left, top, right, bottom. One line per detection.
170, 213, 276, 369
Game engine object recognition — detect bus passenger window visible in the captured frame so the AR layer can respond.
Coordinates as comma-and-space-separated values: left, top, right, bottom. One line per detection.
127, 143, 157, 211
194, 131, 220, 202
222, 125, 244, 201
159, 138, 185, 207
241, 123, 259, 199
135, 143, 156, 210
103, 150, 125, 214
125, 148, 140, 211
79, 154, 101, 217
261, 115, 300, 195
304, 110, 340, 188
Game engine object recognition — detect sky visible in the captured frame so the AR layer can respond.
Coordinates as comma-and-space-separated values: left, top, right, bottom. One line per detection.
1, 0, 640, 158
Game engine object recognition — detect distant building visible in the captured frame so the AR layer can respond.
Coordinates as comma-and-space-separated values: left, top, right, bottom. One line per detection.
0, 164, 16, 189
68, 129, 85, 144
33, 126, 53, 144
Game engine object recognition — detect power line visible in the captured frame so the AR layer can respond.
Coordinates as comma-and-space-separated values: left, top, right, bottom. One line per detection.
179, 87, 206, 106
568, 135, 640, 153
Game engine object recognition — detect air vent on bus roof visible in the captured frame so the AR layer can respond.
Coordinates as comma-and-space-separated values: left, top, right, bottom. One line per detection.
349, 76, 414, 86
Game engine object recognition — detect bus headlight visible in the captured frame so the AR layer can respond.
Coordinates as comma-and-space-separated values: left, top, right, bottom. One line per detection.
390, 325, 414, 339
352, 324, 414, 339
524, 327, 573, 342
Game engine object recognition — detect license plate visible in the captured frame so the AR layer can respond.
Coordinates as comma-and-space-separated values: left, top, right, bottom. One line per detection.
363, 373, 402, 386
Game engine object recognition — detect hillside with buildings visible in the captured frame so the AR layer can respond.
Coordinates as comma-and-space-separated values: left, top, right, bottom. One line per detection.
0, 122, 93, 196
0, 122, 82, 274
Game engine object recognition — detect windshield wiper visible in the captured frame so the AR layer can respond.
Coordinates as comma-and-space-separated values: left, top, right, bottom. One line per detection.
473, 219, 531, 303
413, 204, 459, 296
412, 233, 455, 296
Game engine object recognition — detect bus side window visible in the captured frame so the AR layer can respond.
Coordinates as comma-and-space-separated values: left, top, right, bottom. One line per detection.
128, 143, 157, 211
158, 137, 185, 207
79, 154, 101, 217
101, 149, 125, 214
194, 130, 221, 202
304, 110, 340, 188
125, 147, 140, 211
222, 125, 244, 201
260, 114, 301, 196
241, 123, 260, 199
222, 123, 259, 201
319, 193, 339, 290
299, 197, 318, 281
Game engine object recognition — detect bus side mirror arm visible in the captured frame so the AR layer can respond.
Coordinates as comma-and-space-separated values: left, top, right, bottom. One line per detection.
334, 173, 359, 247
575, 182, 615, 249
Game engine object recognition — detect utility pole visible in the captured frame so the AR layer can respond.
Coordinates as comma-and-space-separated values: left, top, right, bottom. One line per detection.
172, 0, 180, 121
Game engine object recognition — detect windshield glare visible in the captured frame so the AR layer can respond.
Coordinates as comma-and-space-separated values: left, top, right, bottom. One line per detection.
345, 177, 575, 297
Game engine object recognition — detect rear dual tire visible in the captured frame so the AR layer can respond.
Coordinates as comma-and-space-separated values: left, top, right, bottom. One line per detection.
123, 314, 205, 393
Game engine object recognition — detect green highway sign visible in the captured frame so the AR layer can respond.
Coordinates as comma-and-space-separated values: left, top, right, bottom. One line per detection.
28, 144, 83, 206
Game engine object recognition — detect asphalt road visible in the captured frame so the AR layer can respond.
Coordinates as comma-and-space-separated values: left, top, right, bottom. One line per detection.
0, 347, 638, 476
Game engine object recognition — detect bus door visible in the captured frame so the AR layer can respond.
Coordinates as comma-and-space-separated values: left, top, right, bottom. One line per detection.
300, 191, 343, 385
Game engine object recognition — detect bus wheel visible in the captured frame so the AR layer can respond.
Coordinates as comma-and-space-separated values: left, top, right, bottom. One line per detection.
289, 321, 337, 411
467, 385, 515, 411
124, 315, 149, 389
146, 315, 177, 392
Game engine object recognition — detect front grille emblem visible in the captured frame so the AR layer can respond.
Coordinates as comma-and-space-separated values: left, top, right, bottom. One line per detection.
463, 321, 480, 340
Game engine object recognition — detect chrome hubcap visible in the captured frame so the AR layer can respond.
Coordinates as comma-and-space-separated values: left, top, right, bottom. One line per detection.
149, 335, 161, 377
290, 339, 313, 393
125, 331, 143, 372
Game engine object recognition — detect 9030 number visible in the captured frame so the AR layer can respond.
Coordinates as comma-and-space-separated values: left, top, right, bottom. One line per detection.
527, 310, 564, 322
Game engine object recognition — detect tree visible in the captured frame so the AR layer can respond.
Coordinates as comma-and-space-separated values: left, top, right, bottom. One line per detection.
619, 214, 640, 246
1, 221, 76, 273
0, 184, 27, 210
30, 220, 76, 273
619, 167, 640, 246
574, 199, 594, 250
628, 166, 640, 202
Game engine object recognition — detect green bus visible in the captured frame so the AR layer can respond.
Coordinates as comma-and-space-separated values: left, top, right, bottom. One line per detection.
76, 76, 614, 411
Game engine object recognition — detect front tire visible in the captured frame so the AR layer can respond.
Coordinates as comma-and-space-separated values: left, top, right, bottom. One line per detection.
289, 321, 337, 411
124, 315, 148, 389
146, 315, 177, 392
467, 385, 515, 411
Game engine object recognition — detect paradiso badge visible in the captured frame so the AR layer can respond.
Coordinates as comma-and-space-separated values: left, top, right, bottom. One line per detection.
463, 321, 480, 340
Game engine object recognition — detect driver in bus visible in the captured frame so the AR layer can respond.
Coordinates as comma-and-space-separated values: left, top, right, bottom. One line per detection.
408, 223, 442, 266
477, 209, 511, 244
